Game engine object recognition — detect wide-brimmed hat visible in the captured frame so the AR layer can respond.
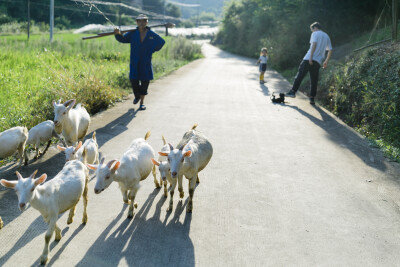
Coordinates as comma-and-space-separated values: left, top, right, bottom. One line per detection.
136, 14, 148, 20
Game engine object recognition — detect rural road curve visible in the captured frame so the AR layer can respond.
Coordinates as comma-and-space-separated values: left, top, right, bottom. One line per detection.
1, 42, 400, 266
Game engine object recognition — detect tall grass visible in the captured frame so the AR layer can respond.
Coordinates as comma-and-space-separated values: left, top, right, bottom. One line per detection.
0, 33, 202, 132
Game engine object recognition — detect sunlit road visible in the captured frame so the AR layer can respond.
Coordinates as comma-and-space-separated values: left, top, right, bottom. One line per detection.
1, 42, 400, 266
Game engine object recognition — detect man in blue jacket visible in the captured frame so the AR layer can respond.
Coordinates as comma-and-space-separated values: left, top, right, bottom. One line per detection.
114, 14, 165, 110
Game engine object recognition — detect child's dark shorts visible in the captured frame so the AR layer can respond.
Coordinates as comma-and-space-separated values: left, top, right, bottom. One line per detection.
259, 63, 267, 72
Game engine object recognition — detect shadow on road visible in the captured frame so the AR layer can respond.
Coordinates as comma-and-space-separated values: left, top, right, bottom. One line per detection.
0, 216, 46, 266
93, 108, 138, 148
285, 104, 387, 171
75, 189, 194, 266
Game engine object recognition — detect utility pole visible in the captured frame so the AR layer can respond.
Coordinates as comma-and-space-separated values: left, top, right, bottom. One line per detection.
393, 0, 398, 42
27, 0, 30, 40
50, 0, 54, 42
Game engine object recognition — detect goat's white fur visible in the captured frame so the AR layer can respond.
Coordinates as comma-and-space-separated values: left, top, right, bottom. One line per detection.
57, 131, 99, 164
159, 124, 213, 212
52, 99, 90, 146
87, 131, 158, 218
151, 136, 173, 205
0, 126, 28, 168
24, 120, 66, 165
0, 152, 89, 264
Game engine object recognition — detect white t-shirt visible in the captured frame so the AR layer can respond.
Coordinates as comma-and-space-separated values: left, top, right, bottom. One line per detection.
259, 55, 268, 64
303, 30, 332, 65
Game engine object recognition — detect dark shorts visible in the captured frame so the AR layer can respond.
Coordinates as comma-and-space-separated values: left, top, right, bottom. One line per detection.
259, 63, 267, 72
130, 79, 150, 98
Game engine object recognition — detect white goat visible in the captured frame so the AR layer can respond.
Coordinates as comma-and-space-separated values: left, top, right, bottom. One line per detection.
52, 99, 90, 146
0, 151, 89, 265
151, 136, 173, 203
159, 124, 213, 212
57, 131, 99, 164
0, 126, 28, 168
24, 120, 66, 165
87, 131, 158, 218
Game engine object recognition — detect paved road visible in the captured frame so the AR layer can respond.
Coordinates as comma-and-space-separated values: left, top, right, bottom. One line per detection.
1, 43, 400, 266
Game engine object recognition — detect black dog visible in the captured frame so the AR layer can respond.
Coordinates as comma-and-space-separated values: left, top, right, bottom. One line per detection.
271, 93, 285, 104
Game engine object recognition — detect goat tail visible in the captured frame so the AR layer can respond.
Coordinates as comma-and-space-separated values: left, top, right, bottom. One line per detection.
162, 135, 167, 145
92, 131, 96, 141
144, 131, 151, 141
191, 123, 198, 130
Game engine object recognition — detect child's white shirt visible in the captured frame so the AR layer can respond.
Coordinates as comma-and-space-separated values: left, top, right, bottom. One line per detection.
259, 55, 268, 64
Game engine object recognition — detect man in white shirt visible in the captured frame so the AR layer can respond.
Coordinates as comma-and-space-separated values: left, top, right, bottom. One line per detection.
286, 22, 332, 104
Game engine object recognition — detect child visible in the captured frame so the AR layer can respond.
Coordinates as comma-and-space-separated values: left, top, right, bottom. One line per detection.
256, 47, 268, 84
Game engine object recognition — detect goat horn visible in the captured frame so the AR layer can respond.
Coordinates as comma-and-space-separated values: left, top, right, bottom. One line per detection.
106, 160, 117, 168
30, 169, 38, 179
168, 143, 174, 150
15, 171, 23, 180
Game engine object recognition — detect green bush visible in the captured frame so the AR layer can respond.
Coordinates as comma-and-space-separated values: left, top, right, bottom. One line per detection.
317, 43, 400, 160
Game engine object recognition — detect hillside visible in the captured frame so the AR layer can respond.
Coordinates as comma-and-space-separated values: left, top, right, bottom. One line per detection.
305, 42, 400, 160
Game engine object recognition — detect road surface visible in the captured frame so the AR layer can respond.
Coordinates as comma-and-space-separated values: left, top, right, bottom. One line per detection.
1, 42, 400, 266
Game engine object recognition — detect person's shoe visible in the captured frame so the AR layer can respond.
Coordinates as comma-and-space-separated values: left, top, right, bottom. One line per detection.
139, 104, 146, 110
260, 80, 264, 84
133, 98, 140, 105
309, 97, 315, 105
286, 90, 296, 98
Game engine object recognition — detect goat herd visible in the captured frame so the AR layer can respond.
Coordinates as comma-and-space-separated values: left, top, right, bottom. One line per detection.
0, 99, 213, 265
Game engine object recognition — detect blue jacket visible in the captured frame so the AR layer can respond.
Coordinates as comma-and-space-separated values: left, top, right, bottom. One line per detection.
115, 27, 165, 80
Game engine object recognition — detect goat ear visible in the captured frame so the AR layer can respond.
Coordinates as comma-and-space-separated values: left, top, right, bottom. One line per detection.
30, 169, 38, 179
159, 152, 168, 157
151, 158, 160, 166
183, 150, 192, 158
179, 144, 186, 151
75, 141, 82, 151
86, 164, 98, 170
57, 145, 66, 151
1, 179, 17, 188
64, 99, 76, 110
100, 157, 105, 165
52, 100, 57, 107
34, 174, 47, 186
15, 171, 23, 180
111, 161, 121, 173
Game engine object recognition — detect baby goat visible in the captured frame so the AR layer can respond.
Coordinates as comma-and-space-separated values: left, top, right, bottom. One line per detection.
87, 131, 158, 218
0, 150, 89, 264
57, 131, 99, 164
0, 126, 28, 168
24, 120, 66, 165
159, 124, 213, 212
151, 136, 174, 208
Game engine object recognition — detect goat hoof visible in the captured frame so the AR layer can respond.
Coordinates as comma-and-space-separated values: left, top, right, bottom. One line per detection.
155, 183, 161, 188
127, 212, 135, 219
134, 202, 138, 208
167, 206, 173, 212
40, 255, 48, 265
67, 218, 73, 225
123, 199, 129, 204
164, 193, 168, 198
82, 216, 88, 224
179, 192, 184, 199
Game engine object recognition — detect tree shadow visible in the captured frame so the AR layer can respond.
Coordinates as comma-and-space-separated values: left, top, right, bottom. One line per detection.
285, 104, 387, 171
0, 216, 46, 265
75, 188, 194, 266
